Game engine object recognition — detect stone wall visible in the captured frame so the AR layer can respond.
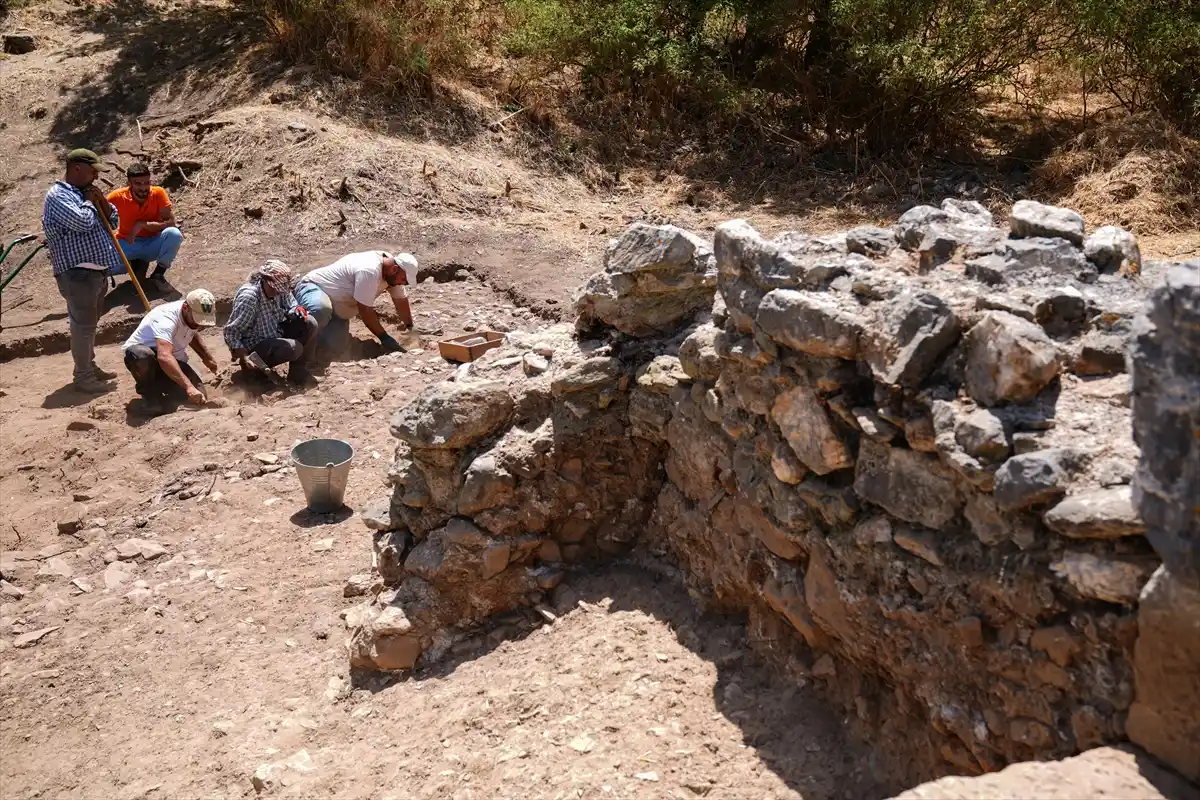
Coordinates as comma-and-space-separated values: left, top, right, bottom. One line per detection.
346, 201, 1199, 787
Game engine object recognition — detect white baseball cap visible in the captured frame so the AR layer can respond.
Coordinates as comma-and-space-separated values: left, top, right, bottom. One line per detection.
185, 288, 217, 327
393, 253, 419, 286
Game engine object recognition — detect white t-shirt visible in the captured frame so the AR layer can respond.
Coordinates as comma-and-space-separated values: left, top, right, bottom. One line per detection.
122, 300, 196, 361
302, 251, 410, 320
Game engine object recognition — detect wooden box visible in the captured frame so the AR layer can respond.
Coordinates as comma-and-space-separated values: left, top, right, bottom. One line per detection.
437, 331, 506, 362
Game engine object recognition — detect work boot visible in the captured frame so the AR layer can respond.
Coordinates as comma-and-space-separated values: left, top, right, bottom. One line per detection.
140, 396, 165, 417
147, 266, 172, 292
93, 366, 118, 381
74, 376, 114, 394
287, 367, 319, 389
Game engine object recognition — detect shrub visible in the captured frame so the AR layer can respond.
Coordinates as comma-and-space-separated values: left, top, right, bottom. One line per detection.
253, 0, 491, 92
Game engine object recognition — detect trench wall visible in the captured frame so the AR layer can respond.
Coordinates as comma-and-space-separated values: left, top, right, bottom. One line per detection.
348, 201, 1199, 787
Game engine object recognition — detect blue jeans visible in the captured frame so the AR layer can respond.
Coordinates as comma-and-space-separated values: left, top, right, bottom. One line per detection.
110, 228, 184, 275
294, 279, 349, 358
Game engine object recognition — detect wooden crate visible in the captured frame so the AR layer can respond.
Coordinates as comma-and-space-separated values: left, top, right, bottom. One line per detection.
437, 331, 506, 362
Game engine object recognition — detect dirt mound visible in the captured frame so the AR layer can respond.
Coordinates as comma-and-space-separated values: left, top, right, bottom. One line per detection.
1034, 113, 1200, 236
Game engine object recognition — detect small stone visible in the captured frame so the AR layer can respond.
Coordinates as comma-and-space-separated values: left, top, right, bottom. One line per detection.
771, 386, 852, 476
1051, 552, 1153, 605
852, 516, 893, 547
252, 749, 315, 793
569, 736, 596, 753
1096, 459, 1134, 487
812, 654, 837, 678
634, 772, 660, 782
0, 580, 27, 599
770, 442, 807, 485
116, 538, 168, 561
1043, 487, 1144, 539
1011, 432, 1042, 455
312, 538, 334, 553
343, 573, 381, 598
1084, 225, 1141, 274
481, 543, 511, 580
1074, 333, 1127, 377
103, 561, 135, 590
37, 557, 73, 579
1008, 717, 1056, 749
1030, 626, 1080, 668
57, 507, 86, 535
955, 409, 1009, 461
1010, 200, 1085, 246
13, 626, 60, 648
845, 226, 896, 256
953, 616, 984, 648
253, 453, 278, 465
993, 449, 1083, 511
522, 352, 549, 375
532, 342, 556, 358
904, 415, 937, 453
852, 407, 899, 442
212, 720, 235, 738
246, 432, 259, 442
893, 527, 943, 567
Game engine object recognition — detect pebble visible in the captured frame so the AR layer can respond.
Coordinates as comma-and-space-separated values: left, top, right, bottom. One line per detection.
312, 538, 334, 553
634, 772, 660, 782
253, 453, 279, 465
13, 626, 60, 648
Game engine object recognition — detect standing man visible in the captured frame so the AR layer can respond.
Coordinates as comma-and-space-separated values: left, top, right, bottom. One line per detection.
42, 148, 124, 393
293, 250, 418, 361
122, 288, 220, 415
106, 162, 183, 290
223, 259, 318, 387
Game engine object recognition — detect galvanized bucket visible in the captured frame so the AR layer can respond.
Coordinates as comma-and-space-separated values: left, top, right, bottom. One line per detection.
291, 438, 354, 513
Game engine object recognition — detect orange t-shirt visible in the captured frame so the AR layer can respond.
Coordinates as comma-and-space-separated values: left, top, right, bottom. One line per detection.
106, 186, 172, 239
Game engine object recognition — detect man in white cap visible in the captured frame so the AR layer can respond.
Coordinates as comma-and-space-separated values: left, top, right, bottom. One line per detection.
293, 250, 418, 360
122, 288, 220, 415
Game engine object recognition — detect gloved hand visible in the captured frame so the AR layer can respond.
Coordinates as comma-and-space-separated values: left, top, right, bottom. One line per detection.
379, 333, 402, 353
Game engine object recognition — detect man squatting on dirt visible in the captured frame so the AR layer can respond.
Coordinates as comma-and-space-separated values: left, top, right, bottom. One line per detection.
223, 259, 318, 386
293, 250, 419, 359
41, 148, 125, 393
105, 161, 184, 291
121, 289, 220, 416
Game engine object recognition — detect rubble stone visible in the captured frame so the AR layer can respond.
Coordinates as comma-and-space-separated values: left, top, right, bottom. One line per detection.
1084, 225, 1142, 274
854, 440, 961, 529
770, 385, 852, 476
1010, 200, 1086, 246
964, 311, 1061, 406
1042, 487, 1145, 539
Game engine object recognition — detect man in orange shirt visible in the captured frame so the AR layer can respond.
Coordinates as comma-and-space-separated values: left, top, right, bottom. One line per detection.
106, 162, 184, 291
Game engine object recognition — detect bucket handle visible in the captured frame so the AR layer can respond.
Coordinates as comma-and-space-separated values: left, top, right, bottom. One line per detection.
325, 461, 335, 482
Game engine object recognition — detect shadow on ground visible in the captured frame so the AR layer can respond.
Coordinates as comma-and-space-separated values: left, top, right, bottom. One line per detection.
353, 561, 902, 800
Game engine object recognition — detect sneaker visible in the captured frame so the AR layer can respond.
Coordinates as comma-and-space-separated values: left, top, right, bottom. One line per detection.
93, 366, 118, 381
74, 376, 114, 393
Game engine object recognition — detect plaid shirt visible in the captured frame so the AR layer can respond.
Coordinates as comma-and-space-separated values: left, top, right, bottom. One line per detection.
223, 281, 299, 351
42, 181, 122, 276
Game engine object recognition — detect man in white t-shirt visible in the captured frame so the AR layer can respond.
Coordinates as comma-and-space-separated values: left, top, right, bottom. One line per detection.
293, 250, 418, 360
122, 288, 221, 415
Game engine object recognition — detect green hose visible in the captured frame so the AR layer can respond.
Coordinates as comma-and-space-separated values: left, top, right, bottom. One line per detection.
0, 236, 45, 295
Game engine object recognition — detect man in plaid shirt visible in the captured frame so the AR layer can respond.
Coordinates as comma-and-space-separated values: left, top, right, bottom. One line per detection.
223, 259, 318, 387
42, 149, 125, 392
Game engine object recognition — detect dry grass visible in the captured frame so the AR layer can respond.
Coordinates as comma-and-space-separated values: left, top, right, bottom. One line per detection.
1034, 112, 1200, 235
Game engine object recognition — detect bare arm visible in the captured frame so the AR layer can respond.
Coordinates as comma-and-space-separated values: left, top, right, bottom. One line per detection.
139, 205, 176, 236
357, 303, 387, 338
156, 338, 204, 400
391, 295, 413, 328
189, 334, 219, 373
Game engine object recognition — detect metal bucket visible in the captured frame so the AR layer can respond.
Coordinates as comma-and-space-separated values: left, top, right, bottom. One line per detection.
291, 438, 354, 513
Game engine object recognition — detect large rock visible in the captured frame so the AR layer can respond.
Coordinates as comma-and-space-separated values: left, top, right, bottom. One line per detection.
756, 289, 864, 360
854, 440, 962, 529
872, 292, 961, 390
390, 382, 514, 450
1130, 264, 1200, 586
1126, 566, 1200, 782
964, 311, 1061, 406
1050, 551, 1153, 605
954, 408, 1009, 462
770, 385, 852, 476
573, 223, 716, 336
895, 200, 1000, 256
889, 745, 1198, 800
1042, 487, 1144, 539
457, 454, 515, 515
678, 323, 722, 381
1009, 200, 1085, 246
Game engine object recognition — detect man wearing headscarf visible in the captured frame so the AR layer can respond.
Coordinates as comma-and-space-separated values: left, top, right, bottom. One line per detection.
223, 259, 318, 386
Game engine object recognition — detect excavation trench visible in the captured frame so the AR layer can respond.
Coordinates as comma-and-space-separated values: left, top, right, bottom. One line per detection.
345, 213, 1200, 791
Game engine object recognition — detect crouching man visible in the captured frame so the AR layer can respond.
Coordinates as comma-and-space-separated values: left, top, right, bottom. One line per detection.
223, 259, 317, 387
294, 250, 418, 361
122, 288, 220, 415
106, 162, 183, 290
